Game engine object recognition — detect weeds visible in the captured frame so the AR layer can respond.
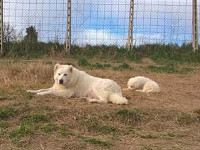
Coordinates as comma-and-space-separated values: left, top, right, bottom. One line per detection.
0, 107, 16, 120
82, 137, 111, 148
99, 125, 119, 135
81, 117, 101, 132
116, 109, 142, 125
78, 58, 90, 66
0, 121, 9, 129
176, 112, 197, 125
148, 63, 194, 74
41, 123, 58, 133
113, 63, 132, 70
20, 114, 48, 123
141, 146, 153, 150
59, 124, 75, 137
24, 92, 34, 100
140, 134, 157, 139
9, 121, 34, 139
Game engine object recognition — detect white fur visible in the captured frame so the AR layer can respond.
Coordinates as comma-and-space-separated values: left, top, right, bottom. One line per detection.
27, 64, 128, 105
127, 76, 160, 93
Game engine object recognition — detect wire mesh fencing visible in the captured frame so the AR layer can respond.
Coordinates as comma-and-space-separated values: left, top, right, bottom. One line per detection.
2, 0, 200, 55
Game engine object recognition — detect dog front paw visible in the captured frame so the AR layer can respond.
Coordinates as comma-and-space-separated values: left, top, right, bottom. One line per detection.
36, 92, 43, 96
27, 90, 35, 93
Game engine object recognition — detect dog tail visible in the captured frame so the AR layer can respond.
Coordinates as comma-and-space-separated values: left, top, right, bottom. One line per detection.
109, 93, 128, 105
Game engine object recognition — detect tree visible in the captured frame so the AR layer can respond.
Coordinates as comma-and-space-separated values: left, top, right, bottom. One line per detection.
23, 26, 38, 51
24, 26, 38, 43
3, 23, 16, 42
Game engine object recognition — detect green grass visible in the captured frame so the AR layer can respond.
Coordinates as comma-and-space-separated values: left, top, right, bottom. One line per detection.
113, 63, 132, 70
140, 134, 157, 139
24, 92, 34, 100
0, 90, 15, 101
83, 137, 111, 148
99, 125, 119, 135
163, 133, 177, 139
148, 63, 194, 74
81, 117, 101, 132
9, 121, 34, 139
59, 124, 75, 137
45, 61, 53, 65
65, 62, 75, 66
176, 112, 197, 125
88, 63, 112, 70
194, 109, 200, 120
141, 146, 153, 150
20, 114, 48, 123
0, 121, 9, 129
60, 130, 74, 137
116, 109, 142, 125
78, 58, 90, 66
0, 107, 16, 120
41, 123, 58, 133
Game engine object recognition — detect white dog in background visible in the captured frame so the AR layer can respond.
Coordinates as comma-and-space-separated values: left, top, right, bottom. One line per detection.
27, 64, 128, 105
127, 76, 160, 93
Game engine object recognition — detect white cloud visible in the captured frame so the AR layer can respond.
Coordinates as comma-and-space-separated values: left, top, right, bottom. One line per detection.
72, 29, 164, 46
72, 29, 125, 46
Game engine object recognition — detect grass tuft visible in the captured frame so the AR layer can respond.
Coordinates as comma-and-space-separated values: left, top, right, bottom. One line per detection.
99, 125, 119, 135
116, 108, 142, 125
176, 112, 197, 125
83, 137, 111, 147
140, 134, 157, 139
78, 58, 90, 66
148, 63, 194, 74
9, 121, 34, 139
113, 63, 132, 70
20, 114, 48, 123
41, 123, 58, 133
0, 121, 9, 129
0, 107, 16, 120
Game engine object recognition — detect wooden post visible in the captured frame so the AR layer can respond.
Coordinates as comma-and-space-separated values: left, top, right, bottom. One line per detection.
0, 0, 3, 55
192, 0, 198, 52
127, 0, 134, 51
66, 0, 72, 54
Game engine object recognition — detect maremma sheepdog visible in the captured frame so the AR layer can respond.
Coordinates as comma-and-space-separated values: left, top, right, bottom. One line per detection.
127, 76, 160, 93
27, 64, 128, 105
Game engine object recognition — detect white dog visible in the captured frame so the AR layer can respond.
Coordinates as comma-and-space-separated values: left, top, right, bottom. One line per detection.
27, 64, 128, 105
127, 76, 160, 93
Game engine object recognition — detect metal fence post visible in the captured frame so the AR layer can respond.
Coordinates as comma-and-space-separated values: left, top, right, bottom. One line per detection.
0, 0, 3, 55
192, 0, 198, 52
126, 0, 134, 51
66, 0, 72, 54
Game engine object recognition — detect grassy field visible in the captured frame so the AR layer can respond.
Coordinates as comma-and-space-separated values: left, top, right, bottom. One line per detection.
0, 57, 200, 150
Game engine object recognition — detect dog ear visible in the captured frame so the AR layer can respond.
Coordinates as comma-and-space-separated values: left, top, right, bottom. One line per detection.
54, 63, 60, 73
68, 65, 73, 72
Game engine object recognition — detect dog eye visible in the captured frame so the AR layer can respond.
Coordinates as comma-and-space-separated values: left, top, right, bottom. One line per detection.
64, 74, 67, 76
58, 73, 61, 76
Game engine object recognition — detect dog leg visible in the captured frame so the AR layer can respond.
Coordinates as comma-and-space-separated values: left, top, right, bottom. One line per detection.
37, 89, 74, 97
135, 89, 144, 92
27, 87, 53, 93
87, 98, 108, 103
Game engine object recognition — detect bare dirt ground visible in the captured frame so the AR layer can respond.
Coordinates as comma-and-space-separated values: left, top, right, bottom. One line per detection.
0, 59, 200, 150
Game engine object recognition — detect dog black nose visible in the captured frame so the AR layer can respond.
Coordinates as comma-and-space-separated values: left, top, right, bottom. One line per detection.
59, 79, 64, 84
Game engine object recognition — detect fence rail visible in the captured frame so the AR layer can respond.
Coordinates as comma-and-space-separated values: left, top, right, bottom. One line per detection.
1, 0, 200, 55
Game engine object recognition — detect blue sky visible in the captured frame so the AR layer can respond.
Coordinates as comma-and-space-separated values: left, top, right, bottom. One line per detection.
4, 0, 200, 46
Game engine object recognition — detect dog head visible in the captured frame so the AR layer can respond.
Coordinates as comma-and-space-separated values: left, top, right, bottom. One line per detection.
127, 78, 137, 90
54, 64, 73, 86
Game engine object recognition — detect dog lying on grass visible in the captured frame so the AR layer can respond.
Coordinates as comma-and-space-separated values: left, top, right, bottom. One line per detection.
27, 64, 128, 105
127, 76, 160, 93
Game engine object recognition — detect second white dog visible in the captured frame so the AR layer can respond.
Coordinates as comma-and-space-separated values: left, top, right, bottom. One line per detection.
127, 76, 160, 93
27, 64, 128, 105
